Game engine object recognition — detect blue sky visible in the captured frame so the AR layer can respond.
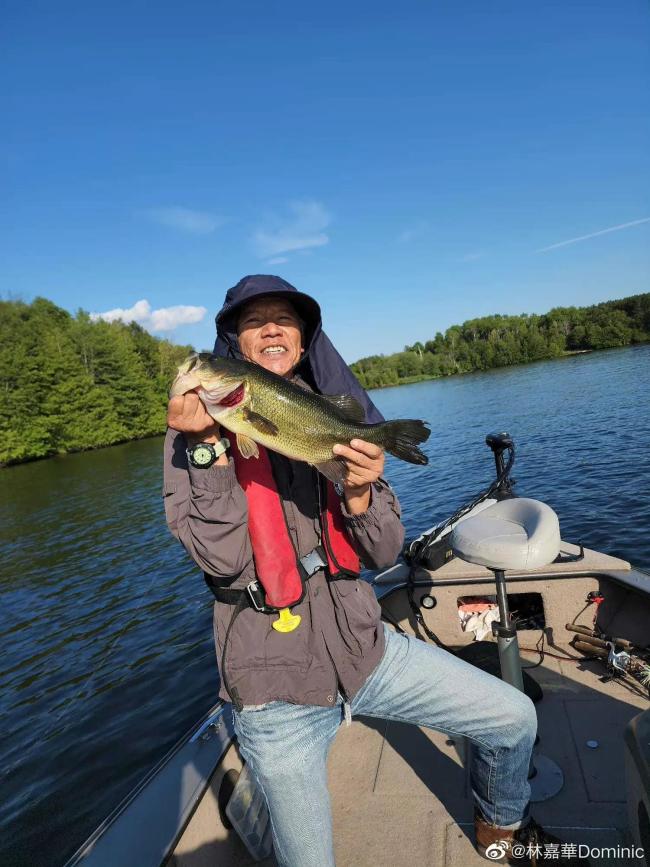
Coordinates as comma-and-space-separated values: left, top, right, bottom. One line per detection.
2, 0, 649, 361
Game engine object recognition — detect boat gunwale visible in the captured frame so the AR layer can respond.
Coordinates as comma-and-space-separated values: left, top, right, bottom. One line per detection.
64, 701, 234, 867
373, 568, 650, 601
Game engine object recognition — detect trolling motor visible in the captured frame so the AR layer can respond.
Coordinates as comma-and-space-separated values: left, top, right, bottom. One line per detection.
485, 431, 516, 500
404, 431, 517, 571
400, 432, 518, 649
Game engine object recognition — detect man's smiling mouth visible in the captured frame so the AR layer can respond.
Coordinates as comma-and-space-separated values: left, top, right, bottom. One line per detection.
261, 346, 287, 355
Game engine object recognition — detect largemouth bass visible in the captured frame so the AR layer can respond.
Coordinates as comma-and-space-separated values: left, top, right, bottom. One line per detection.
170, 353, 430, 482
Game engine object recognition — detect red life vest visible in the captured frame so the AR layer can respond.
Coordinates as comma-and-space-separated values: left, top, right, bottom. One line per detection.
231, 440, 360, 609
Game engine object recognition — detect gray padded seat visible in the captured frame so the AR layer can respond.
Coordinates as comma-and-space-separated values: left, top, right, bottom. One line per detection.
450, 497, 561, 571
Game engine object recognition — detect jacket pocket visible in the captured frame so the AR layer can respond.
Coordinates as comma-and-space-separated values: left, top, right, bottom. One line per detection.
214, 601, 312, 672
262, 599, 312, 670
330, 579, 382, 657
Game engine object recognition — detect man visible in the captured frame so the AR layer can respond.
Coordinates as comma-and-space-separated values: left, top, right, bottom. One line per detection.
164, 275, 587, 867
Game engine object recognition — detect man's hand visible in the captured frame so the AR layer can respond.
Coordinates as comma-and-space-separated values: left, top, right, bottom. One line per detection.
167, 391, 221, 446
332, 439, 385, 514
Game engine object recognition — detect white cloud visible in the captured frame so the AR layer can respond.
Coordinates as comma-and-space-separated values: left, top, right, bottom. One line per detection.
144, 206, 225, 235
252, 200, 331, 257
148, 305, 207, 331
536, 217, 650, 253
91, 299, 207, 332
267, 256, 289, 265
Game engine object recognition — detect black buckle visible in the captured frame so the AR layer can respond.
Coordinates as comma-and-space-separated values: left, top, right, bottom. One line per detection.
300, 545, 328, 577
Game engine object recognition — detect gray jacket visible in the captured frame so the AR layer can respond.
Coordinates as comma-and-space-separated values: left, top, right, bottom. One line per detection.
163, 429, 405, 708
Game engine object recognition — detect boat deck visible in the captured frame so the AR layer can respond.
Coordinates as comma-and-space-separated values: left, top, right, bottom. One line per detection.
180, 641, 647, 867
325, 647, 646, 866
168, 547, 649, 867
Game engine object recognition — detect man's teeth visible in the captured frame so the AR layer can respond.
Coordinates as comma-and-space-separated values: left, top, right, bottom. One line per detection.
262, 346, 286, 354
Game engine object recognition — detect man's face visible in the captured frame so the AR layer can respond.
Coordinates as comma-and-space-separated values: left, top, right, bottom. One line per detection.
237, 297, 304, 377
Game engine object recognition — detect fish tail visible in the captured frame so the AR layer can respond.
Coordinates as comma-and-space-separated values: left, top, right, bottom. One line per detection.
378, 419, 431, 465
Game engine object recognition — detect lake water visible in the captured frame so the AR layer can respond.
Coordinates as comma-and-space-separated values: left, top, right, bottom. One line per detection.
1, 344, 649, 866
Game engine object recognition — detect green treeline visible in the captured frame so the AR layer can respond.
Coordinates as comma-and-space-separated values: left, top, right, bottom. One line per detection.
2, 292, 648, 466
0, 298, 192, 466
351, 293, 650, 389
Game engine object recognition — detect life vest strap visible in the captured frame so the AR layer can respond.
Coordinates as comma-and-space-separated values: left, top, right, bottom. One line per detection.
204, 541, 357, 612
207, 578, 276, 613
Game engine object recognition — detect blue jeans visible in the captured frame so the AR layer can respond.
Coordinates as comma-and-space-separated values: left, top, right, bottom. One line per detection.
233, 623, 537, 867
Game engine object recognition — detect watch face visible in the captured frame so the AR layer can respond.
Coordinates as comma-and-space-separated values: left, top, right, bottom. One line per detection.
193, 445, 214, 466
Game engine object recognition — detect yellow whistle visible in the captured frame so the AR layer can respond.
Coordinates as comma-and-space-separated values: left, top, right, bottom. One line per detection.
272, 608, 301, 633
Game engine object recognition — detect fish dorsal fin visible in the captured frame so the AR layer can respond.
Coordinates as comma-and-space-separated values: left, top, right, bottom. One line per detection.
243, 407, 279, 436
322, 394, 365, 423
236, 433, 260, 459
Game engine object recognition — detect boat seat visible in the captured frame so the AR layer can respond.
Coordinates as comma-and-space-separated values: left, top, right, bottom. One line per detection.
450, 497, 561, 571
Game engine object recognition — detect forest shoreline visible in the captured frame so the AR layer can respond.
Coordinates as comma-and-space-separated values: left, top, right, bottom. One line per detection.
351, 344, 646, 390
349, 293, 649, 389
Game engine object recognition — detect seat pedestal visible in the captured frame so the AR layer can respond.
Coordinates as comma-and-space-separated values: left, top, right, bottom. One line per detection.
450, 498, 565, 802
492, 569, 525, 693
491, 568, 564, 801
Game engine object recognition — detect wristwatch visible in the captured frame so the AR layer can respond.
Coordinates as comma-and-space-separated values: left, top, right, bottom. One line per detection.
186, 437, 230, 469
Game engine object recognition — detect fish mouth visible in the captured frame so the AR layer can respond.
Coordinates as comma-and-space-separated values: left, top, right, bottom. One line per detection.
198, 378, 246, 409
218, 383, 245, 408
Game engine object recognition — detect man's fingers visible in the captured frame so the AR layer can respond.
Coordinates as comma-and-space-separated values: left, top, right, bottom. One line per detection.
168, 394, 194, 428
167, 391, 216, 435
332, 443, 374, 469
190, 393, 210, 424
333, 441, 384, 473
349, 439, 383, 459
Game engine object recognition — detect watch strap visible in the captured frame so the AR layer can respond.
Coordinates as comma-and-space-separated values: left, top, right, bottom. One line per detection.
187, 437, 231, 468
212, 436, 231, 458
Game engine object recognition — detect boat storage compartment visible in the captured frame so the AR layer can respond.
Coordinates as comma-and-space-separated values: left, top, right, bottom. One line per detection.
457, 592, 545, 634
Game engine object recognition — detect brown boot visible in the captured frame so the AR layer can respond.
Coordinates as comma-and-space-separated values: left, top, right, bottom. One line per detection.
474, 813, 590, 865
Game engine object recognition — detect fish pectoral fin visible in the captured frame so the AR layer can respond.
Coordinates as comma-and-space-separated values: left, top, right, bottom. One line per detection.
236, 433, 260, 459
321, 394, 366, 423
242, 408, 279, 436
315, 457, 348, 484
